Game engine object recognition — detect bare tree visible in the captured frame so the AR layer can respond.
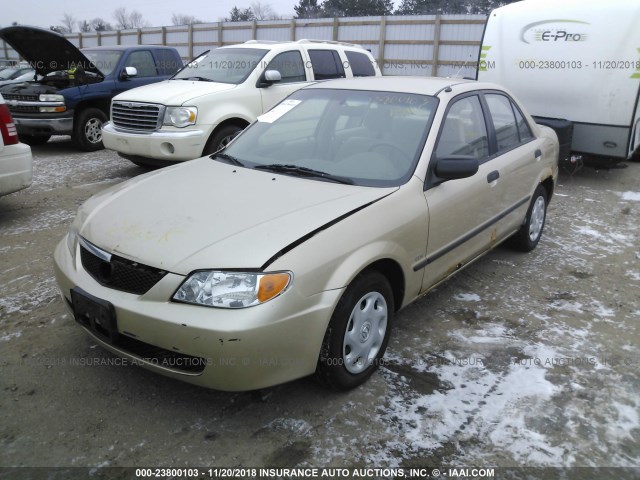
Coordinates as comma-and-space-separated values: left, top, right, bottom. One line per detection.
79, 20, 92, 32
113, 7, 148, 29
91, 18, 113, 31
61, 13, 76, 33
250, 1, 281, 20
171, 13, 204, 26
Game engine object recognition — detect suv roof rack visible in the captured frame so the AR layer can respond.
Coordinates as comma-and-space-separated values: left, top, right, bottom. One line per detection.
242, 39, 363, 49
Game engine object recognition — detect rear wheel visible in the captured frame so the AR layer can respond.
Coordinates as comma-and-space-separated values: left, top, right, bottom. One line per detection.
202, 125, 243, 156
509, 184, 547, 252
19, 134, 51, 146
73, 108, 107, 151
315, 271, 393, 390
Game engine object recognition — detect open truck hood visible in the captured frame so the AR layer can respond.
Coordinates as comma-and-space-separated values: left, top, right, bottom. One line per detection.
0, 26, 103, 77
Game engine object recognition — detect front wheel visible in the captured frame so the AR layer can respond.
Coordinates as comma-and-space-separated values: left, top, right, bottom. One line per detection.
509, 184, 548, 252
73, 108, 107, 152
315, 271, 393, 390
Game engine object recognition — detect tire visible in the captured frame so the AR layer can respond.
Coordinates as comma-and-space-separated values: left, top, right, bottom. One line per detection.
19, 134, 51, 146
73, 107, 107, 152
509, 184, 548, 252
202, 125, 243, 156
315, 271, 394, 390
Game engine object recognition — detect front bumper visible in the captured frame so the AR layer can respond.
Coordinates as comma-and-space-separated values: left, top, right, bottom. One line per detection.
102, 122, 208, 162
0, 142, 32, 196
13, 113, 74, 136
53, 236, 342, 391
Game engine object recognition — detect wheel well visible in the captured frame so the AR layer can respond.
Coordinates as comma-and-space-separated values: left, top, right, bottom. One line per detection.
540, 176, 554, 201
73, 100, 110, 120
211, 118, 250, 138
364, 259, 405, 312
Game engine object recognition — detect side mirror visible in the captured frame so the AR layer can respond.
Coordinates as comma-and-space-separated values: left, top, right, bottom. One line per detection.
434, 155, 479, 180
121, 66, 138, 80
258, 69, 282, 87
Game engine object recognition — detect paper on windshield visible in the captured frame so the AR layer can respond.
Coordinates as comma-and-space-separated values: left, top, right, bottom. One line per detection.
257, 99, 302, 123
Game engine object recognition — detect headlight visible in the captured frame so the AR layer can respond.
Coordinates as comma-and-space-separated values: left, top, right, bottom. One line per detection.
66, 225, 79, 257
173, 271, 292, 309
39, 94, 65, 102
163, 107, 197, 128
66, 208, 88, 257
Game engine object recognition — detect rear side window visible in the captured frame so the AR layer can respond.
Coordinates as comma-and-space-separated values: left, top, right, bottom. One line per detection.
266, 51, 306, 83
485, 93, 535, 151
154, 50, 182, 75
345, 51, 376, 77
513, 105, 534, 142
126, 50, 158, 77
308, 50, 345, 80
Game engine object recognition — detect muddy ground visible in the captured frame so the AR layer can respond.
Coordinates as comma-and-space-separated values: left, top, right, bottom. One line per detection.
1, 139, 639, 478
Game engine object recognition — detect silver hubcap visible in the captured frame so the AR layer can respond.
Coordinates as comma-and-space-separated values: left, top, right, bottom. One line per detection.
528, 196, 546, 242
343, 291, 387, 374
85, 118, 103, 144
219, 132, 239, 149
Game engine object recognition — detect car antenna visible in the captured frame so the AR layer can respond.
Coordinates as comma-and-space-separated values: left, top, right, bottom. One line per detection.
452, 52, 474, 79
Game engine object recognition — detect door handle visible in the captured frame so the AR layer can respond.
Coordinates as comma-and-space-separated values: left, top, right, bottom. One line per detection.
487, 170, 500, 183
534, 149, 543, 161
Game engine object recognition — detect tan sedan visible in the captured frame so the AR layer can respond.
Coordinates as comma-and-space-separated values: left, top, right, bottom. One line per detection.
54, 77, 559, 391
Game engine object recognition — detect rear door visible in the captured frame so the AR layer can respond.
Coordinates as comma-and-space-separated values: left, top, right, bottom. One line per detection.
481, 92, 542, 234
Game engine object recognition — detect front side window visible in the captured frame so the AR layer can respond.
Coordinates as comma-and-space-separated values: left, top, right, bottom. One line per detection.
435, 95, 489, 161
126, 50, 158, 77
308, 50, 345, 80
265, 51, 306, 83
221, 89, 438, 187
173, 48, 268, 84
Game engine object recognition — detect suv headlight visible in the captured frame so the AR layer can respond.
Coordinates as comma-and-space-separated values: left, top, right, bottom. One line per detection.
39, 94, 64, 102
173, 271, 292, 308
164, 106, 197, 128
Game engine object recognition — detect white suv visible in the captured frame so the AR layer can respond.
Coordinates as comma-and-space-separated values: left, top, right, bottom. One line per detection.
102, 40, 381, 167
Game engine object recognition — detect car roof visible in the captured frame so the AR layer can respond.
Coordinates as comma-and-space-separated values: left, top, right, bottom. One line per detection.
81, 45, 172, 52
222, 39, 368, 52
304, 76, 502, 96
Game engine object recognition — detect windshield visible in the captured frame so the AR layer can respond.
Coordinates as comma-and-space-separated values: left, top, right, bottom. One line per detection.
173, 48, 267, 84
221, 88, 438, 187
0, 68, 26, 80
81, 50, 124, 75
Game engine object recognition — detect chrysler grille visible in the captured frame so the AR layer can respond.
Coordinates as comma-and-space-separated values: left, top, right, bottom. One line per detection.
111, 101, 164, 132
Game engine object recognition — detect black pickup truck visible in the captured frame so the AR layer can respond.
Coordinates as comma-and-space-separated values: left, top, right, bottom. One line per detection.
0, 26, 182, 151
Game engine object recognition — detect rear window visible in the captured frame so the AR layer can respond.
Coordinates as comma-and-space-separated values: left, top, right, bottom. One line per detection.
154, 50, 182, 75
345, 51, 376, 77
308, 50, 345, 80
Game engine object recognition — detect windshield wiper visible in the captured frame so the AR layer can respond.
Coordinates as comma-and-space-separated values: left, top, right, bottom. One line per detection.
254, 164, 353, 185
176, 76, 213, 82
212, 153, 244, 166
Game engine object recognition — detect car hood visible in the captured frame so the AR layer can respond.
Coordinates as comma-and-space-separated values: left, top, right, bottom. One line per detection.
0, 26, 102, 77
79, 158, 396, 275
113, 79, 236, 105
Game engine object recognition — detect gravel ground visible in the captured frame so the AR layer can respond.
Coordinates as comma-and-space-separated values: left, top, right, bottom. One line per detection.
0, 139, 639, 478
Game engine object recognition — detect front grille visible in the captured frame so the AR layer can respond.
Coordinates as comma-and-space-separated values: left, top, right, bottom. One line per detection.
3, 93, 39, 102
112, 101, 163, 132
8, 105, 39, 113
80, 244, 167, 295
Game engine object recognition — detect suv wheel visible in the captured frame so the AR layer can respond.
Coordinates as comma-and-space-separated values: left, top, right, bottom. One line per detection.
73, 108, 107, 152
203, 125, 243, 156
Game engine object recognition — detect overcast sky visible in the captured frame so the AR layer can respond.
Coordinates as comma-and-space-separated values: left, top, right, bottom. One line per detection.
3, 0, 302, 29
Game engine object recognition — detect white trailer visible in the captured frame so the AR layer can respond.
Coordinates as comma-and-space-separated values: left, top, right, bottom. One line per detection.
477, 0, 640, 163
